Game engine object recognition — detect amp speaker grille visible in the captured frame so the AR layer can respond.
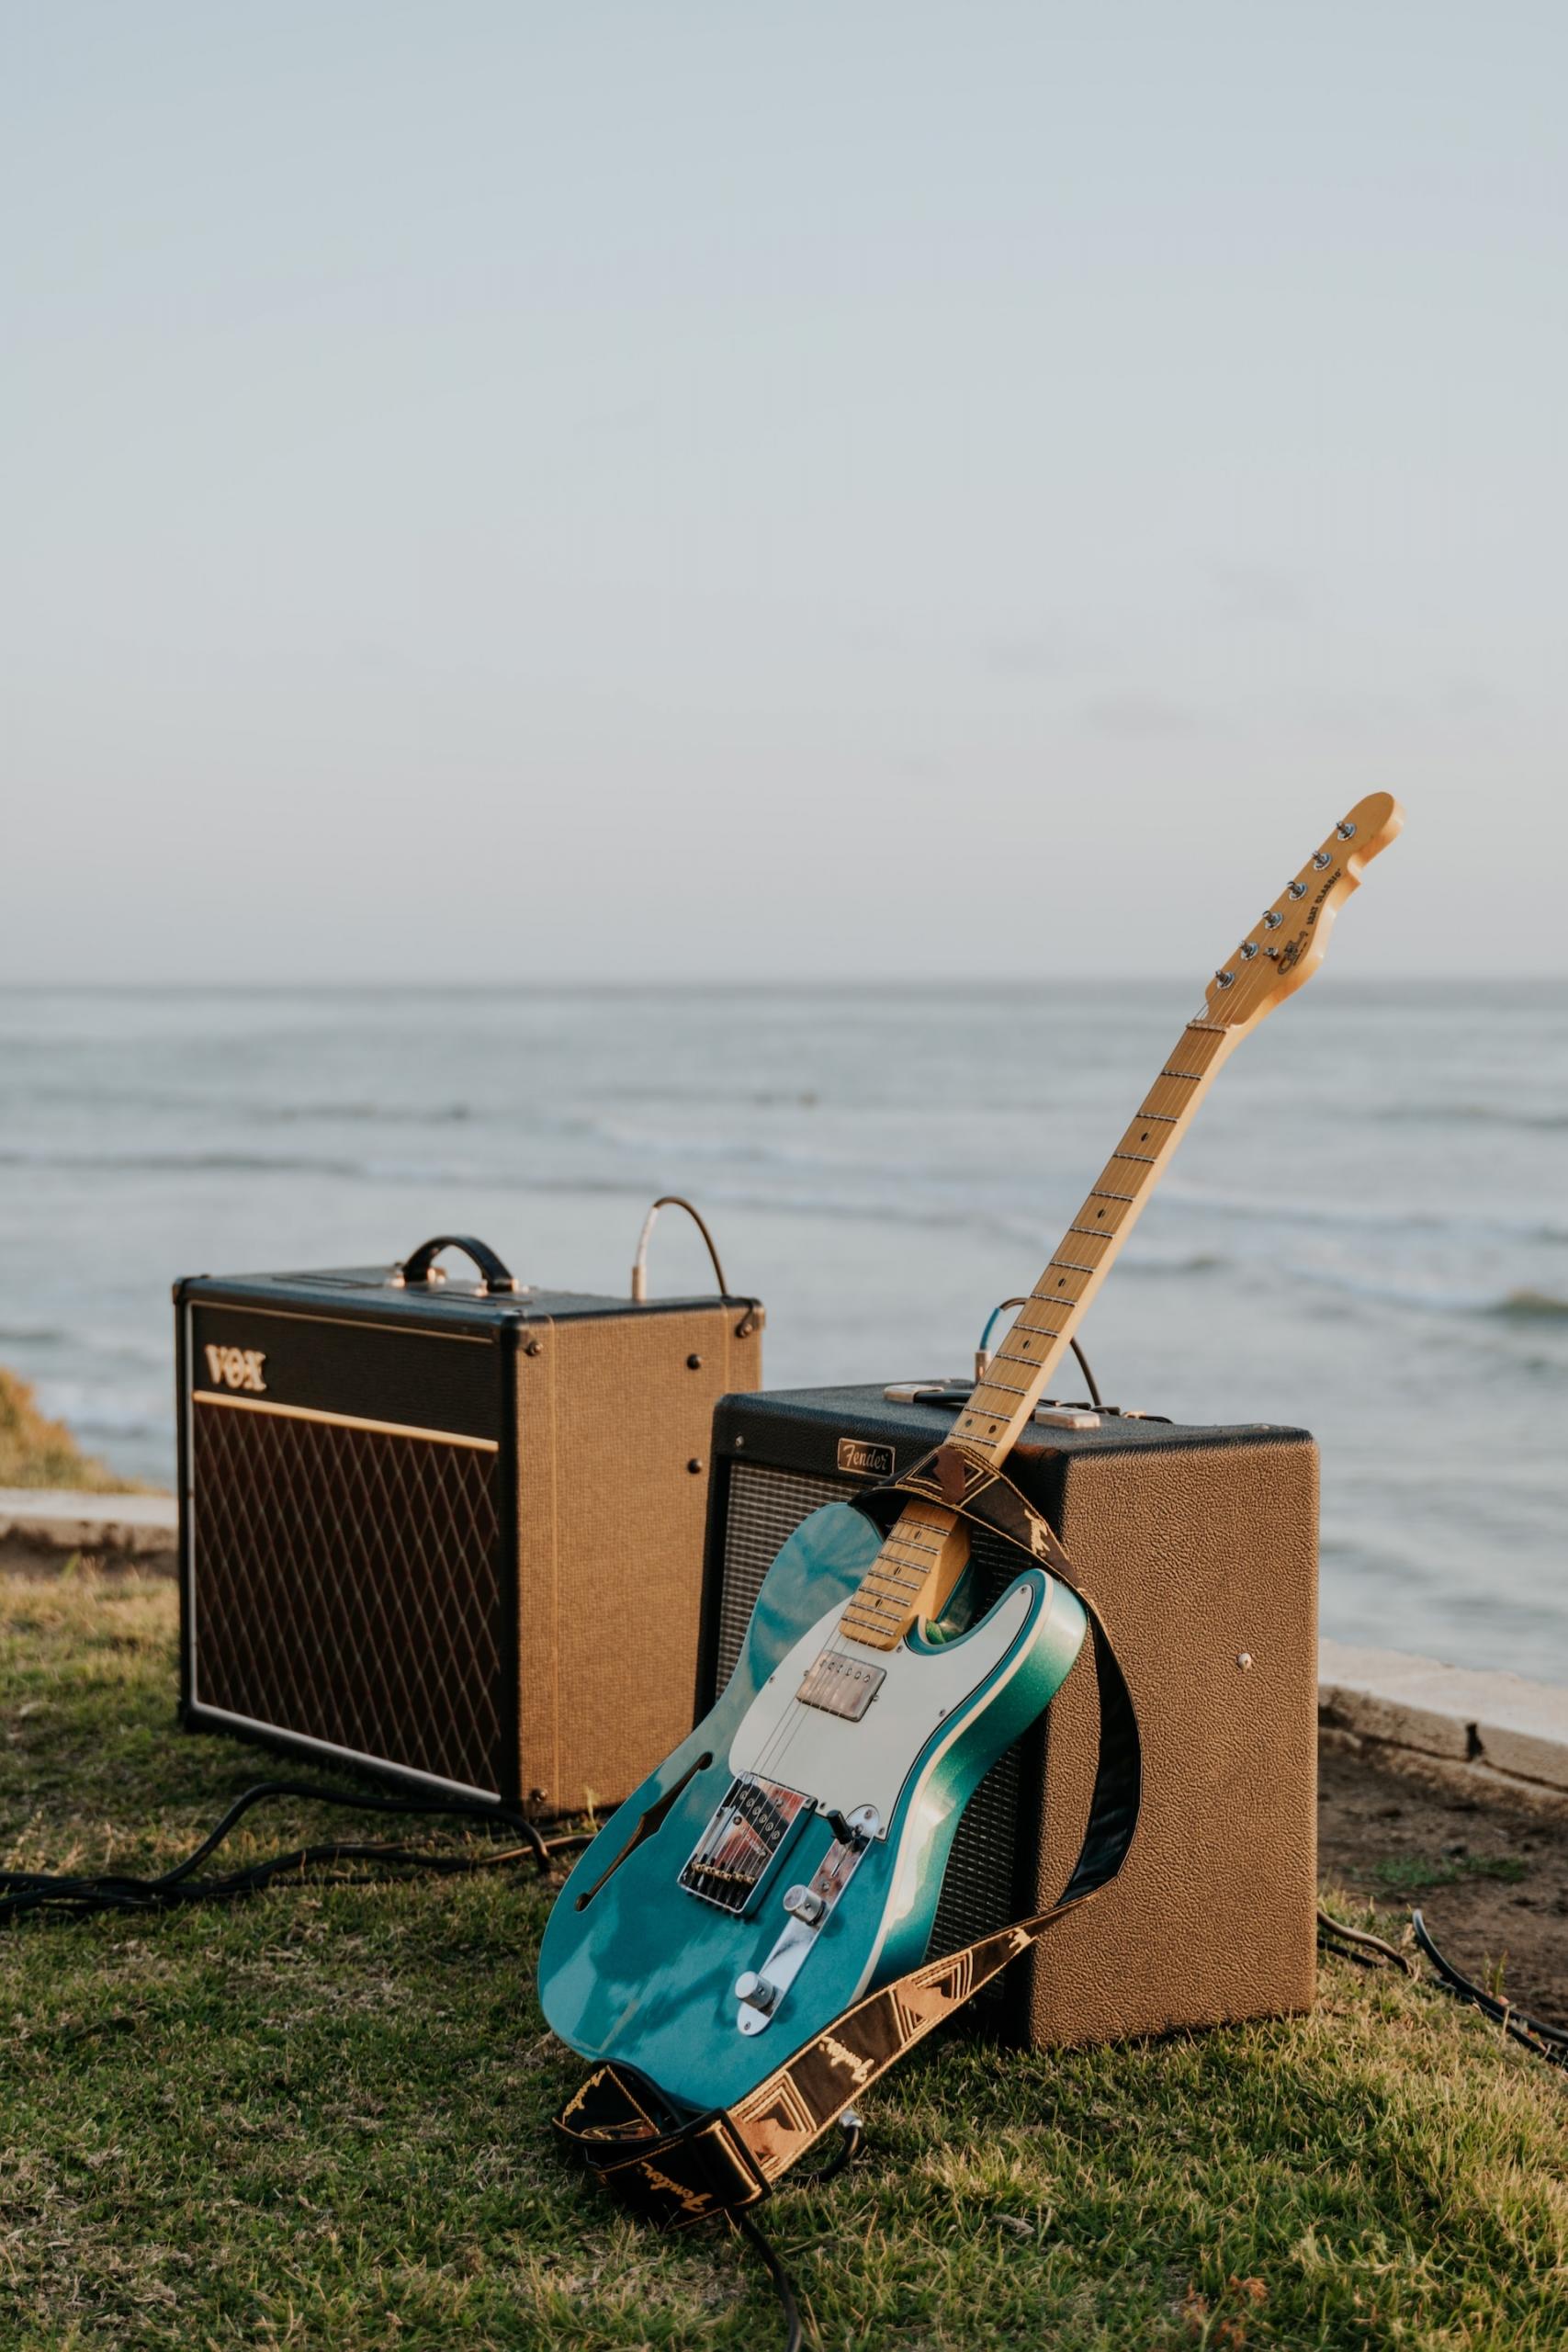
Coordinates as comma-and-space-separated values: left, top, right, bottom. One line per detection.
717, 1462, 1022, 1978
190, 1402, 505, 1797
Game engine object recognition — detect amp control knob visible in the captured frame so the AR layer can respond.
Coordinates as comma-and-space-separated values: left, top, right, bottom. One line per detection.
734, 1971, 778, 2013
783, 1883, 826, 1924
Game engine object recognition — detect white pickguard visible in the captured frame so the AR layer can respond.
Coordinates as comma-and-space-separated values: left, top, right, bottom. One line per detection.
728, 1583, 1035, 1826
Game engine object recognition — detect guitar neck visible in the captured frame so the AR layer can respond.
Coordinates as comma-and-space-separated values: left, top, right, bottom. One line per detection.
840, 1000, 1242, 1649
950, 1003, 1237, 1468
834, 791, 1404, 1653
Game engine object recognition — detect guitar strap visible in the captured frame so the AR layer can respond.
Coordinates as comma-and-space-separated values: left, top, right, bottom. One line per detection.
550, 1444, 1142, 2231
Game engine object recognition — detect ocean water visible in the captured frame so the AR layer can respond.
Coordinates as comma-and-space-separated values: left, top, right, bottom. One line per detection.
1, 981, 1563, 1681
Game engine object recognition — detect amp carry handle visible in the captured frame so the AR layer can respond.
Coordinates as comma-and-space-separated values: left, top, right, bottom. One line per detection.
389, 1234, 520, 1296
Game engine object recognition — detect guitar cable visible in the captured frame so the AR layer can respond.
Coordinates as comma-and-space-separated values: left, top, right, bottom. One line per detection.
1410, 1907, 1568, 2069
730, 2109, 864, 2352
1317, 1905, 1568, 2069
0, 1777, 592, 1925
734, 2212, 804, 2352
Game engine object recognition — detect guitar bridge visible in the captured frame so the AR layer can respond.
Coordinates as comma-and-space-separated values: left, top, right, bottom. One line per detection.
679, 1775, 810, 1915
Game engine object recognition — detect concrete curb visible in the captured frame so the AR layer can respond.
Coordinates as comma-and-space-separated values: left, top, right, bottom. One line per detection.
1318, 1637, 1568, 1813
2, 1491, 1565, 1811
0, 1487, 178, 1566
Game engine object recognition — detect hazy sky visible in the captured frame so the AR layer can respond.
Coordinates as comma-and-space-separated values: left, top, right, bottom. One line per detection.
5, 3, 1564, 981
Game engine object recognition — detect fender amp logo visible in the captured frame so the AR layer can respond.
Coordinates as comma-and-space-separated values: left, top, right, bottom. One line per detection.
837, 1437, 894, 1479
204, 1344, 268, 1395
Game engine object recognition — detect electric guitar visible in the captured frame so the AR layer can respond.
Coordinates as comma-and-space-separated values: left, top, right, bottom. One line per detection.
539, 796, 1404, 2120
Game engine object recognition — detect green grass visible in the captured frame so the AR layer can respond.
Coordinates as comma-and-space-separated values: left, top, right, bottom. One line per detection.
1371, 1852, 1532, 1897
2, 1571, 1565, 2351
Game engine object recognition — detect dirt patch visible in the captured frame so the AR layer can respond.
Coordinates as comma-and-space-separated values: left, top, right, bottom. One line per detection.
1319, 1739, 1568, 2019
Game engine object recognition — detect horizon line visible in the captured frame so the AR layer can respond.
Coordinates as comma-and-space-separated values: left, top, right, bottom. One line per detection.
0, 972, 1562, 994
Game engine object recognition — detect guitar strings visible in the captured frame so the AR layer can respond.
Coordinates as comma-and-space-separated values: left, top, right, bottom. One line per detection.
747, 978, 1224, 1807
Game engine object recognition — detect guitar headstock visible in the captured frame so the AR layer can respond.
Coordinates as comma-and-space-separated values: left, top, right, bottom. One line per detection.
1203, 792, 1404, 1030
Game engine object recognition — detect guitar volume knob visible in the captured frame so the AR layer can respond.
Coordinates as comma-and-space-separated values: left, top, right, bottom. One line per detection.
783, 1883, 826, 1924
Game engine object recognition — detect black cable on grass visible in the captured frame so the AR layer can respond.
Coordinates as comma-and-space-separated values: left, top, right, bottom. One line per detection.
800, 2111, 864, 2184
1315, 1905, 1416, 1974
726, 2113, 866, 2352
0, 1778, 592, 1926
1412, 1907, 1568, 2070
1319, 1903, 1568, 2075
734, 2211, 803, 2352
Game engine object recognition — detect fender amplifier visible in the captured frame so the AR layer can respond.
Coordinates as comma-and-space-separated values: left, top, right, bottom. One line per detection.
175, 1237, 762, 1813
697, 1384, 1318, 2048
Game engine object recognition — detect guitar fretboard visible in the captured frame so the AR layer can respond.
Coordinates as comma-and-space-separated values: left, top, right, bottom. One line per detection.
837, 1006, 1237, 1650
950, 1010, 1236, 1466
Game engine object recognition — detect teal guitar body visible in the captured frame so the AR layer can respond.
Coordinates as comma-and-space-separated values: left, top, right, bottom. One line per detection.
538, 1501, 1087, 2118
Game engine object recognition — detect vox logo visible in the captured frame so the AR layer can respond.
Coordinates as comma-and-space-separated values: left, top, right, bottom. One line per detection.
204, 1344, 268, 1395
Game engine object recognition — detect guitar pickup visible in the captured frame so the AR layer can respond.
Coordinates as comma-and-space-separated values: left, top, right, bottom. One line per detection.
795, 1651, 886, 1722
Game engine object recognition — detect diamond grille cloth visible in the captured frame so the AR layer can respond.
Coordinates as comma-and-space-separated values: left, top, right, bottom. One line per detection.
190, 1402, 504, 1793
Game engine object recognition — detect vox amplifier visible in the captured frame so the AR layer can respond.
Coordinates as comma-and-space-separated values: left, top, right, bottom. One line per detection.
175, 1236, 762, 1813
698, 1383, 1318, 2048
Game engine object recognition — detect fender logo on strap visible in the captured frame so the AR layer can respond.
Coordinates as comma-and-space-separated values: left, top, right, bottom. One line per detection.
637, 2162, 713, 2220
818, 2034, 876, 2090
558, 2070, 604, 2126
